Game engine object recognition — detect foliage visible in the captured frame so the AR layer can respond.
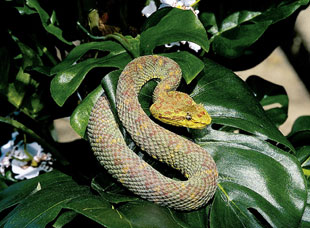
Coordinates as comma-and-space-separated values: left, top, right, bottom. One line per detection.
0, 0, 309, 227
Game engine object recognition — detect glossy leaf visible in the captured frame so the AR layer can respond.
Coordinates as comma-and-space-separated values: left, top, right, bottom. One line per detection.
193, 128, 306, 227
191, 59, 294, 151
64, 195, 132, 228
50, 53, 131, 107
1, 179, 88, 227
50, 41, 127, 75
91, 174, 139, 204
70, 85, 104, 138
199, 0, 310, 58
117, 202, 185, 228
0, 171, 69, 213
140, 8, 209, 55
253, 0, 310, 24
52, 211, 78, 228
246, 75, 288, 127
211, 20, 272, 58
300, 185, 310, 228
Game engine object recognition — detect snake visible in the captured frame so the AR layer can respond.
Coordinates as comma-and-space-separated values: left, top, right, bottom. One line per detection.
88, 55, 218, 210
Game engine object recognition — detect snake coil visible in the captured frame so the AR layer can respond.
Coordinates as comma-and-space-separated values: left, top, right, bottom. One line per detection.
88, 55, 218, 210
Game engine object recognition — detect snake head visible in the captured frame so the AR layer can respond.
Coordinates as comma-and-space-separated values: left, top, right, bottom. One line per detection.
150, 91, 211, 129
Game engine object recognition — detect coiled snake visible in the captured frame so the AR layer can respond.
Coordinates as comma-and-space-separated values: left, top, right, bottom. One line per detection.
88, 55, 218, 210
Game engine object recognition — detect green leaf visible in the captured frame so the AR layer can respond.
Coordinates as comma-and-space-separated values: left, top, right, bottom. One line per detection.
253, 0, 310, 24
193, 128, 306, 227
70, 85, 104, 138
117, 201, 185, 228
50, 53, 131, 107
191, 59, 294, 151
199, 1, 310, 58
91, 173, 139, 204
25, 0, 72, 45
0, 174, 90, 227
300, 188, 310, 228
64, 195, 132, 228
288, 116, 310, 148
140, 8, 209, 55
0, 171, 68, 213
50, 41, 127, 75
161, 51, 204, 84
246, 76, 288, 127
211, 20, 272, 58
169, 207, 208, 228
52, 211, 78, 228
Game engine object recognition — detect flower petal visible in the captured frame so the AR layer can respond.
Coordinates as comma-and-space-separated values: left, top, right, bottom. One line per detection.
142, 0, 157, 17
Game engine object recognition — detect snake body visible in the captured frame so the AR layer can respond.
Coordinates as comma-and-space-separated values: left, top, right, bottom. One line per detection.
88, 55, 218, 210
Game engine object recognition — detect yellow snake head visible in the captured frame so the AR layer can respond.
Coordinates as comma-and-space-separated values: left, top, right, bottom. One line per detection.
150, 91, 211, 129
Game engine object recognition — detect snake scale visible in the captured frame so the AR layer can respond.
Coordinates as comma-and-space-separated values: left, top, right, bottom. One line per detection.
88, 55, 218, 210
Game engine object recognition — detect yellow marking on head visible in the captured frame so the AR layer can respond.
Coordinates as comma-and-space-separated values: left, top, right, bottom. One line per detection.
185, 173, 189, 178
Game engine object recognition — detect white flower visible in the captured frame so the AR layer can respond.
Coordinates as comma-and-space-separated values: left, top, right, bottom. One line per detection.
188, 42, 201, 52
142, 1, 157, 17
0, 132, 53, 180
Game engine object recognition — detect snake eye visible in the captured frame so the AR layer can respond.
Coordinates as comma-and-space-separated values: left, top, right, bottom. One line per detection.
186, 113, 192, 120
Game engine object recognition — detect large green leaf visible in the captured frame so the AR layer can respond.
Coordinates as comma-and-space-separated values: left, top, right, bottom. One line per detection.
0, 171, 68, 213
288, 116, 310, 227
199, 0, 310, 58
192, 128, 306, 227
70, 85, 104, 138
0, 171, 135, 227
140, 8, 209, 55
117, 202, 186, 228
191, 59, 294, 151
50, 41, 127, 75
64, 195, 132, 228
50, 53, 131, 107
253, 0, 310, 23
300, 188, 310, 228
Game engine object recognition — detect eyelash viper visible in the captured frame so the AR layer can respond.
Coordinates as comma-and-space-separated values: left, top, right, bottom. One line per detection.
88, 55, 218, 210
